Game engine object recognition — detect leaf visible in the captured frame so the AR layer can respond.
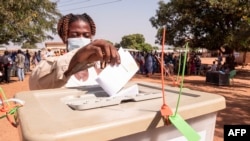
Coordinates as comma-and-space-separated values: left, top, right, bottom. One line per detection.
0, 0, 62, 48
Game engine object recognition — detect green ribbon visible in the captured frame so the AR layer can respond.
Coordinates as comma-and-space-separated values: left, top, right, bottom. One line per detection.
168, 42, 201, 141
174, 42, 188, 116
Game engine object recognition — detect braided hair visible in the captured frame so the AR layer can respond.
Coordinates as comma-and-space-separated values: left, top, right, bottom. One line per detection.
57, 13, 96, 43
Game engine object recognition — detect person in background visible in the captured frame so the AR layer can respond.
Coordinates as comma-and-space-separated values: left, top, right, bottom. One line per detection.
219, 63, 230, 74
54, 50, 60, 56
145, 52, 153, 77
29, 13, 120, 90
40, 48, 48, 60
46, 49, 54, 57
209, 61, 217, 71
3, 51, 12, 83
37, 50, 42, 63
0, 56, 4, 82
152, 51, 158, 74
60, 49, 66, 55
166, 61, 174, 75
194, 55, 201, 75
24, 50, 31, 72
138, 52, 145, 74
15, 50, 26, 81
229, 53, 235, 70
217, 53, 223, 65
31, 51, 39, 67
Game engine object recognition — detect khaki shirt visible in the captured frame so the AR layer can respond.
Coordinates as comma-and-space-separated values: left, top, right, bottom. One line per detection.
29, 49, 77, 90
16, 53, 25, 68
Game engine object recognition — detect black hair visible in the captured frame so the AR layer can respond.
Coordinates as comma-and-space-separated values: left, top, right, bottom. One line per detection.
57, 13, 96, 43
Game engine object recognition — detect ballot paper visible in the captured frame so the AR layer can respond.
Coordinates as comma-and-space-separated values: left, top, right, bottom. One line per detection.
95, 48, 139, 96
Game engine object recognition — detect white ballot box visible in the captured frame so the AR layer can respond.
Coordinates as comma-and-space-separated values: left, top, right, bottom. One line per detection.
15, 81, 225, 141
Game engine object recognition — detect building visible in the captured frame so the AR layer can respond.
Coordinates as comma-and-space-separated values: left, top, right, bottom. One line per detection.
45, 42, 66, 51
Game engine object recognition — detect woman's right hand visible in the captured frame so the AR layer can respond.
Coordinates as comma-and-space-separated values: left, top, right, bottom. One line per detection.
64, 39, 121, 77
76, 39, 121, 65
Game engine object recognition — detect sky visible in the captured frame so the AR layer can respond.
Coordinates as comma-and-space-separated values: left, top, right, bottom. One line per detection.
4, 0, 170, 49
47, 0, 170, 48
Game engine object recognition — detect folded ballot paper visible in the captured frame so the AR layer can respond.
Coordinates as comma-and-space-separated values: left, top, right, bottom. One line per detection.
95, 48, 139, 96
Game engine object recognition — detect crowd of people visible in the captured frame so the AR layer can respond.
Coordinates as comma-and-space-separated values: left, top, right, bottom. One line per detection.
129, 51, 202, 77
0, 48, 202, 84
136, 51, 237, 77
0, 48, 67, 83
0, 47, 237, 87
0, 50, 31, 83
208, 53, 236, 74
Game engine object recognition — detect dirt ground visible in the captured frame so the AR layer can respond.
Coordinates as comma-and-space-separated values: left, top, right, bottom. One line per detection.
0, 59, 250, 141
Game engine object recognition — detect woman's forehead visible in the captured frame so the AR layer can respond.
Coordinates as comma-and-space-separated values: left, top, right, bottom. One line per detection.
69, 20, 91, 31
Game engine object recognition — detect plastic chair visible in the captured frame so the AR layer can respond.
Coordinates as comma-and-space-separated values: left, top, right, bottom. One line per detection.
229, 70, 236, 85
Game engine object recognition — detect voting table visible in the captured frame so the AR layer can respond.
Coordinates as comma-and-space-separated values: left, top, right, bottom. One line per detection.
15, 81, 225, 141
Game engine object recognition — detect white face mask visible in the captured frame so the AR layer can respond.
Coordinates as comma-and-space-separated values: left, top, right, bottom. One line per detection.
67, 37, 91, 52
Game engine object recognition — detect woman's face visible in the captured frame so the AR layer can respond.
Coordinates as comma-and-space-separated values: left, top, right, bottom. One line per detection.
68, 20, 92, 39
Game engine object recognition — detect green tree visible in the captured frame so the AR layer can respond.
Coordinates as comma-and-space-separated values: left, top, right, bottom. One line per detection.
150, 0, 250, 52
22, 42, 37, 49
152, 45, 159, 50
120, 34, 153, 52
141, 43, 153, 52
120, 34, 145, 49
0, 0, 61, 48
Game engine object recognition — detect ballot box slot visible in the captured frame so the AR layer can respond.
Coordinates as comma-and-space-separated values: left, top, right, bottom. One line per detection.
64, 92, 162, 111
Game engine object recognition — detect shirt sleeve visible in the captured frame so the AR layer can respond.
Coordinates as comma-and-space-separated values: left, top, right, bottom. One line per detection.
29, 50, 77, 90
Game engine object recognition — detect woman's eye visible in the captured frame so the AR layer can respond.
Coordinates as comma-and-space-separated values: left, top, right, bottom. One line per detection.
83, 33, 91, 38
69, 33, 78, 38
68, 32, 91, 38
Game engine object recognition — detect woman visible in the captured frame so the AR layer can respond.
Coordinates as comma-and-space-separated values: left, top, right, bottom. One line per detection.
29, 13, 120, 90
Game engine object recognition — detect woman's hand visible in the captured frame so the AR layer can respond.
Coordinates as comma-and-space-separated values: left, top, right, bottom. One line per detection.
77, 39, 121, 65
64, 39, 121, 77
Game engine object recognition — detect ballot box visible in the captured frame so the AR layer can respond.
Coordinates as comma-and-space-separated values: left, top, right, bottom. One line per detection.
15, 81, 225, 141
